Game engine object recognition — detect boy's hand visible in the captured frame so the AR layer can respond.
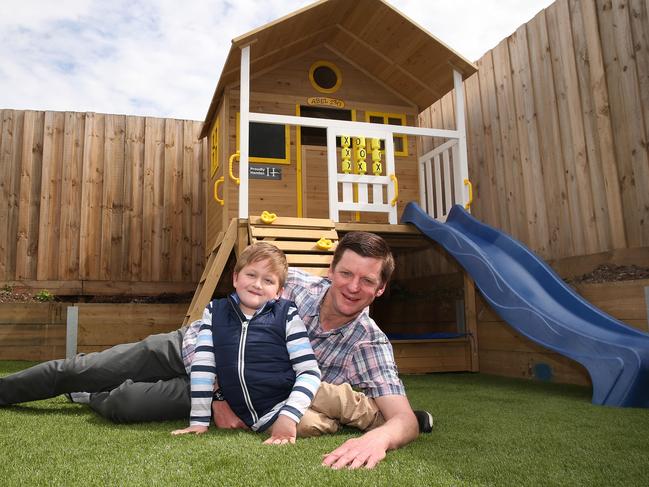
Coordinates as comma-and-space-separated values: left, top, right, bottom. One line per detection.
171, 425, 208, 436
212, 400, 248, 429
263, 415, 297, 445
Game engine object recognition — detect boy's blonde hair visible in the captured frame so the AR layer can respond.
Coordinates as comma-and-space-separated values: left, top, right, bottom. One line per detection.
234, 242, 289, 288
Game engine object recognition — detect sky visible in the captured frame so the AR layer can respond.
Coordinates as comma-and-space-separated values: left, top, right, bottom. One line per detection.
0, 0, 555, 122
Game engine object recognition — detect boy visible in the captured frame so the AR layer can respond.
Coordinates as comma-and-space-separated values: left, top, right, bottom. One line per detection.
172, 242, 384, 443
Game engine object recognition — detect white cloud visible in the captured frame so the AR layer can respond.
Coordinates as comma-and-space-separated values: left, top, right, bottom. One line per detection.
0, 0, 553, 121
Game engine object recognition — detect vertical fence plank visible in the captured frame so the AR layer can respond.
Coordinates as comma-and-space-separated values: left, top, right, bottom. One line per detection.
546, 0, 589, 256
464, 71, 492, 225
0, 110, 12, 280
509, 25, 550, 257
182, 120, 194, 281
628, 0, 649, 176
598, 0, 649, 248
492, 39, 528, 244
192, 122, 206, 281
528, 10, 574, 258
165, 119, 184, 281
124, 116, 145, 281
142, 117, 165, 282
58, 112, 84, 280
15, 111, 44, 280
100, 114, 126, 280
0, 110, 24, 280
37, 111, 65, 280
570, 0, 615, 251
80, 112, 105, 280
477, 52, 507, 231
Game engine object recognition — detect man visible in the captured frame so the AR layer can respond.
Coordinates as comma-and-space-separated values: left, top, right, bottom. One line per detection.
212, 231, 425, 469
0, 232, 429, 468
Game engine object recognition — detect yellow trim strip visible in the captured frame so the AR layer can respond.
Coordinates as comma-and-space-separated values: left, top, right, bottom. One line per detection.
296, 104, 303, 217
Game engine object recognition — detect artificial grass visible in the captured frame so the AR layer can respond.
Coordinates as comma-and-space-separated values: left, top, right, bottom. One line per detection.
1, 361, 648, 486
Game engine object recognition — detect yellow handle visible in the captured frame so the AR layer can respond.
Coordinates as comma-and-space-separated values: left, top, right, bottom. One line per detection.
213, 176, 224, 206
229, 151, 240, 185
390, 174, 399, 207
464, 178, 473, 209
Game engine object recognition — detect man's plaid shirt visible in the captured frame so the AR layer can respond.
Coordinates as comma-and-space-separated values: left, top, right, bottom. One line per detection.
281, 268, 405, 398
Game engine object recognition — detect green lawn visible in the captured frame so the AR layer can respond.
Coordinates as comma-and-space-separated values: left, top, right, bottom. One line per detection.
1, 361, 648, 486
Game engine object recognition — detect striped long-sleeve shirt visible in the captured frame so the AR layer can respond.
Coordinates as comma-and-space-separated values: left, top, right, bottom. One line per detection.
188, 295, 321, 431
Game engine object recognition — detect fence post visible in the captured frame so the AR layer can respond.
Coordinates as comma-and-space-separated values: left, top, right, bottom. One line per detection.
66, 306, 78, 359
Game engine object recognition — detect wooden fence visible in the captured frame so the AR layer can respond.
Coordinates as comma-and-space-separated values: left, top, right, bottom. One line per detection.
420, 0, 649, 261
0, 110, 208, 294
0, 303, 186, 361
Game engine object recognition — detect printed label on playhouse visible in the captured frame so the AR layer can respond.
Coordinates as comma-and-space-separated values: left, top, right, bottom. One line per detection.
307, 97, 345, 108
249, 164, 282, 180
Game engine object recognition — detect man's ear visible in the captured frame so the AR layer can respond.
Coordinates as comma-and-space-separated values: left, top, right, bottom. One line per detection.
375, 283, 386, 297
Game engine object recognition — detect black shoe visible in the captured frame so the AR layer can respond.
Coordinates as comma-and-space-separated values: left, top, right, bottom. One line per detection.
65, 392, 91, 404
414, 410, 433, 433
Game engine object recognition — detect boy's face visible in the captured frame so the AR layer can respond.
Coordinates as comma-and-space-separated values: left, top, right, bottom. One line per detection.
233, 258, 282, 315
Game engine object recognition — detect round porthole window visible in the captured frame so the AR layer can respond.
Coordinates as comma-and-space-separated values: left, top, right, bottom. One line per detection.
309, 61, 342, 94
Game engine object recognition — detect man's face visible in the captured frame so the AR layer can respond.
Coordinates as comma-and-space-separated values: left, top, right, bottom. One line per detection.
326, 249, 386, 322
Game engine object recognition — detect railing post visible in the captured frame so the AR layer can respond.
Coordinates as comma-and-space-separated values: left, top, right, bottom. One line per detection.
454, 69, 470, 210
326, 128, 339, 222
239, 44, 251, 219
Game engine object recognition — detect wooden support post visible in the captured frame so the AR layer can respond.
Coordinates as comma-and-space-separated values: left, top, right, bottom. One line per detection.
184, 218, 238, 324
464, 272, 479, 371
66, 306, 78, 359
237, 219, 250, 256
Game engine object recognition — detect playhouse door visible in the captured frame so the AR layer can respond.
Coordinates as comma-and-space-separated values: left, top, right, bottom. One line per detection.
301, 146, 329, 219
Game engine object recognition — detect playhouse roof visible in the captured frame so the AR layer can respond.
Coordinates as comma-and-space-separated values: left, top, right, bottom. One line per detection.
200, 0, 477, 138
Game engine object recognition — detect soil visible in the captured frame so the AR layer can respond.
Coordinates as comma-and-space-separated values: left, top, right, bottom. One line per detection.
566, 264, 649, 284
0, 287, 193, 305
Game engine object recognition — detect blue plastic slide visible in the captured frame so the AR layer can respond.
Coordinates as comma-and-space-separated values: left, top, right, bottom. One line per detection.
401, 202, 649, 407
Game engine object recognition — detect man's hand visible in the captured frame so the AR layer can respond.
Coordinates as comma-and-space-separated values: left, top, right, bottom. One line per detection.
321, 395, 419, 469
263, 415, 297, 445
171, 425, 208, 436
212, 400, 248, 430
322, 428, 390, 469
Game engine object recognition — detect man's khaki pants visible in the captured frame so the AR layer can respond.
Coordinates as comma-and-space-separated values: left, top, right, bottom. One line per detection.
296, 382, 385, 437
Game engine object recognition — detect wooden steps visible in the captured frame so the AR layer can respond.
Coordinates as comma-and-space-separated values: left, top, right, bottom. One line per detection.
249, 215, 338, 277
183, 216, 338, 325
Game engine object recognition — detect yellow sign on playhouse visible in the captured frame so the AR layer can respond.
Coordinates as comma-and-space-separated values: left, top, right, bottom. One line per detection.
307, 96, 345, 108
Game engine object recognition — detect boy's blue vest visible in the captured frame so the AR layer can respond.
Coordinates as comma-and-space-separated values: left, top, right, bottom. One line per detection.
211, 296, 295, 428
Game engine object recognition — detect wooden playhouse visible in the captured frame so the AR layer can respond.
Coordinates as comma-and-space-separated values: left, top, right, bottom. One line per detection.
186, 0, 480, 374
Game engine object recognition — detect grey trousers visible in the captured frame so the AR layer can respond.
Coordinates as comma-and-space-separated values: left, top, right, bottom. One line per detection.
0, 330, 191, 423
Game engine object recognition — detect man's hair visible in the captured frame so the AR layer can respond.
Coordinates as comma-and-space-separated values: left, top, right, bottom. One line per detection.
234, 242, 289, 288
331, 232, 395, 285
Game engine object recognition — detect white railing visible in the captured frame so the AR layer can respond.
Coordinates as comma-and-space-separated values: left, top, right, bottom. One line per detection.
326, 126, 398, 224
419, 138, 467, 220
